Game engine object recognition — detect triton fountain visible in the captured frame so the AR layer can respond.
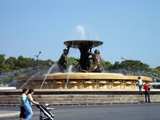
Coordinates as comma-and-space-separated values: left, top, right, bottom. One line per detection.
0, 26, 160, 106
16, 40, 152, 89
1, 26, 160, 106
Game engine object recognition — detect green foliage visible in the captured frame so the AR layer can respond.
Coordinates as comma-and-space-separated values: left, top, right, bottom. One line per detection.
68, 57, 78, 65
153, 66, 160, 73
109, 60, 160, 81
16, 55, 30, 69
0, 64, 11, 72
0, 54, 55, 84
0, 54, 5, 64
101, 59, 112, 71
68, 57, 79, 72
151, 66, 160, 81
5, 57, 17, 70
113, 60, 150, 71
113, 61, 120, 70
0, 54, 7, 73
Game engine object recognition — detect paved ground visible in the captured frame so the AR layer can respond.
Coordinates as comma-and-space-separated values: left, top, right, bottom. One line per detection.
0, 103, 160, 120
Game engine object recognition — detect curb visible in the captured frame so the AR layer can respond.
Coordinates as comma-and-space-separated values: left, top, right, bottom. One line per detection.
0, 112, 20, 118
50, 101, 159, 106
0, 102, 160, 107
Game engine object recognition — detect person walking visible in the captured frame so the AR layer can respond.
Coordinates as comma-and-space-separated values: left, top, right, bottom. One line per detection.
138, 77, 143, 95
143, 81, 151, 103
24, 89, 39, 120
20, 88, 28, 120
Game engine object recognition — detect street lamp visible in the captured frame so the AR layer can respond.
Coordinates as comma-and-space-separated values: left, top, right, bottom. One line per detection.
34, 51, 41, 76
121, 57, 126, 75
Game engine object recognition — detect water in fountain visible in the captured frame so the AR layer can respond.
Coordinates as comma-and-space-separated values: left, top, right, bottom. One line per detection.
0, 69, 28, 81
65, 65, 73, 89
69, 25, 99, 40
18, 66, 52, 89
8, 80, 18, 87
40, 63, 57, 89
106, 68, 160, 82
0, 67, 37, 86
0, 65, 51, 88
19, 74, 36, 89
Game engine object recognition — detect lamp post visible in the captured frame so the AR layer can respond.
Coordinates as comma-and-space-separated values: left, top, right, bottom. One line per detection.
34, 51, 41, 76
121, 57, 126, 75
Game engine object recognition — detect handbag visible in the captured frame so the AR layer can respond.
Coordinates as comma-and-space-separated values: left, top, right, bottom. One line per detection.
148, 87, 150, 91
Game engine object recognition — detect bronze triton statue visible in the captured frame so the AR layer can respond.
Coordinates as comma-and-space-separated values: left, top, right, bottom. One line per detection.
57, 46, 70, 72
88, 49, 104, 72
64, 40, 104, 73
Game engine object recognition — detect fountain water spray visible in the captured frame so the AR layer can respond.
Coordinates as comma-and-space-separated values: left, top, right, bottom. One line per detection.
8, 80, 18, 87
40, 63, 57, 89
65, 65, 73, 89
19, 74, 36, 89
69, 25, 99, 40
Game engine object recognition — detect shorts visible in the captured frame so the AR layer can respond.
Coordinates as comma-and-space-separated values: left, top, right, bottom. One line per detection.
20, 107, 26, 118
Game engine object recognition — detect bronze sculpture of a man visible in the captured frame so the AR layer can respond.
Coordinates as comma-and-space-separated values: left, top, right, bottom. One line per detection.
88, 49, 104, 72
57, 46, 70, 72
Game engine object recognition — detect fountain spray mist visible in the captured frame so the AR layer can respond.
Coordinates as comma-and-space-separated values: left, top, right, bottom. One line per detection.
69, 25, 99, 40
19, 74, 36, 89
40, 63, 57, 89
65, 65, 73, 89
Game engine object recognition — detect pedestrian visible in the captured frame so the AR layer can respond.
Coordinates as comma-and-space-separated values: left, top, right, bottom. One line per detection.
20, 88, 28, 120
24, 89, 39, 120
138, 77, 143, 95
143, 81, 151, 103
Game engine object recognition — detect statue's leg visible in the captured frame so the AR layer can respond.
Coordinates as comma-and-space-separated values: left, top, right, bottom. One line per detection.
63, 64, 67, 70
80, 68, 88, 73
97, 64, 104, 72
88, 65, 97, 72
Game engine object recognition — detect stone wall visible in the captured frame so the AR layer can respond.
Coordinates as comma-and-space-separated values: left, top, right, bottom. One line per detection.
0, 89, 160, 106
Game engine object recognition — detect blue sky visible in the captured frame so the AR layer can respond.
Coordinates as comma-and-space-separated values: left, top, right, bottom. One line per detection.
0, 0, 159, 68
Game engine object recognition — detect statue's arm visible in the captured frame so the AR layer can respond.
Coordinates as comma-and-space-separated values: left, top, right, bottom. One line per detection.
64, 56, 69, 66
67, 45, 71, 52
88, 51, 94, 55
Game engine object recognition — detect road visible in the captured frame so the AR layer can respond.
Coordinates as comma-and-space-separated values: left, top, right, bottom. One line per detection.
1, 103, 160, 120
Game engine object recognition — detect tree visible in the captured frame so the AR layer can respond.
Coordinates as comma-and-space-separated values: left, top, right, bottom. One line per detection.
16, 55, 31, 69
67, 57, 79, 72
113, 61, 120, 70
101, 59, 112, 71
119, 60, 150, 71
0, 54, 7, 73
154, 66, 160, 72
0, 54, 5, 64
5, 57, 17, 70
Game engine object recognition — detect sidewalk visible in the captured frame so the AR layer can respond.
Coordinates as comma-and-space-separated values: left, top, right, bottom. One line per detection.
0, 110, 20, 118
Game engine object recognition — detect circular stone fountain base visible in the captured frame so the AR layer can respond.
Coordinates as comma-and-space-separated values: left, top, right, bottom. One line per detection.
16, 73, 152, 89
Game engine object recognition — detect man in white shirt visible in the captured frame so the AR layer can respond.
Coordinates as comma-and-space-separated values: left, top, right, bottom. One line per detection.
138, 77, 143, 95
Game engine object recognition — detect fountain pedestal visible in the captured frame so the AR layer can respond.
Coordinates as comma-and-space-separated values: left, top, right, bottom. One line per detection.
16, 73, 152, 89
